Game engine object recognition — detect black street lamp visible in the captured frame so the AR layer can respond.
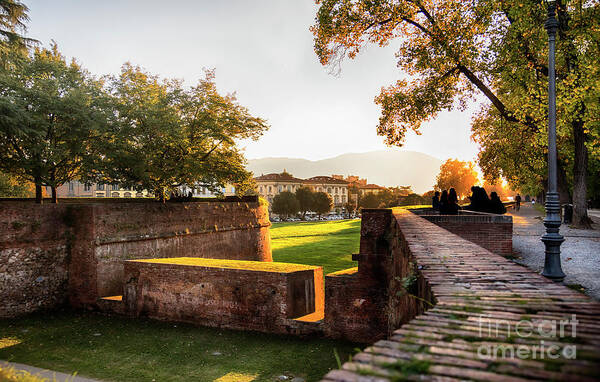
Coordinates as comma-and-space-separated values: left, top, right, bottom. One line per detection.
541, 1, 565, 282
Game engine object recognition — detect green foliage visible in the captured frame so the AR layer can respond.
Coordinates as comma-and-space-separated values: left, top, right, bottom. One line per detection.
359, 193, 380, 208
271, 191, 300, 219
0, 45, 108, 200
313, 191, 333, 218
0, 0, 35, 66
312, 0, 599, 226
295, 186, 315, 218
0, 171, 32, 197
89, 64, 268, 201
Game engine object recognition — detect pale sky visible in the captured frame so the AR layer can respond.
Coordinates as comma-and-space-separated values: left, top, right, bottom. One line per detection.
25, 0, 481, 163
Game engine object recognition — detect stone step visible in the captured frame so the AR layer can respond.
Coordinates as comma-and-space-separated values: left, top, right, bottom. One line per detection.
97, 295, 125, 315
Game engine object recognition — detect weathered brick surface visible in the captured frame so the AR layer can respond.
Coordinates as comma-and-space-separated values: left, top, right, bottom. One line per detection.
0, 203, 69, 317
324, 209, 431, 343
69, 200, 272, 306
0, 198, 271, 316
322, 209, 600, 381
417, 211, 513, 257
122, 258, 323, 334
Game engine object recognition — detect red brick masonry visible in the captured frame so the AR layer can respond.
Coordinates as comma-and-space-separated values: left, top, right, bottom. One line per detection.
416, 210, 513, 257
0, 198, 271, 317
322, 209, 600, 381
122, 257, 323, 334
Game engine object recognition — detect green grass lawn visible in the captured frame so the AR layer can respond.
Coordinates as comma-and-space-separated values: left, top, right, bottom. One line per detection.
271, 219, 360, 275
0, 311, 356, 382
0, 219, 363, 382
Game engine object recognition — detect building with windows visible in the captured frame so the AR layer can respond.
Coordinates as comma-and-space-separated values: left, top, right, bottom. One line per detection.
254, 171, 349, 208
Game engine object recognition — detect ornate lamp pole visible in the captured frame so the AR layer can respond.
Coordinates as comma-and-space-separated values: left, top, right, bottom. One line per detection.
541, 1, 565, 282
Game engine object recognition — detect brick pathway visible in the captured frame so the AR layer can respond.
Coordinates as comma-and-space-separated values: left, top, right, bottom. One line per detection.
322, 209, 600, 381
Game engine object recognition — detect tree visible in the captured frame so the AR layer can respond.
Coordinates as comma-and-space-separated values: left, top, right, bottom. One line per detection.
0, 0, 35, 65
93, 64, 268, 202
312, 0, 599, 227
359, 193, 380, 209
271, 191, 300, 220
0, 45, 108, 203
0, 171, 33, 197
295, 186, 315, 219
435, 159, 479, 200
313, 191, 333, 219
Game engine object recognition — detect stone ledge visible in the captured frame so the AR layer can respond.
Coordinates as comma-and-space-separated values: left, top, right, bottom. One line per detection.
321, 209, 600, 381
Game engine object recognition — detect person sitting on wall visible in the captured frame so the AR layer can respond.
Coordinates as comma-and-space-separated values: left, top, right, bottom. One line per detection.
489, 192, 507, 214
446, 188, 460, 215
432, 191, 441, 211
439, 190, 449, 214
465, 186, 491, 213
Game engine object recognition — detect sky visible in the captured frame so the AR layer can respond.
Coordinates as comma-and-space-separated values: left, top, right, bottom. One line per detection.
25, 0, 481, 163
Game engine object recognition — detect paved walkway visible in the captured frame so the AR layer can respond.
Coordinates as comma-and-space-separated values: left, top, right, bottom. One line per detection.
509, 203, 600, 300
0, 360, 101, 382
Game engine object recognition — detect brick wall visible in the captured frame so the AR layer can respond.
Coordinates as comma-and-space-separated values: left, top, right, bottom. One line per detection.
415, 210, 513, 256
323, 209, 432, 343
0, 203, 69, 318
0, 198, 271, 317
321, 210, 600, 381
122, 258, 323, 334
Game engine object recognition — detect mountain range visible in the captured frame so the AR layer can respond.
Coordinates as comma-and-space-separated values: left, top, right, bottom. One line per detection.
246, 150, 443, 194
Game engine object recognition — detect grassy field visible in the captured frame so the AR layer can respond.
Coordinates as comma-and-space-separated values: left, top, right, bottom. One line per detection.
0, 311, 356, 382
0, 219, 363, 382
271, 219, 361, 275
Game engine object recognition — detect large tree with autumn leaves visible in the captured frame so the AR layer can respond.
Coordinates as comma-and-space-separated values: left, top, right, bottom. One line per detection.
312, 0, 599, 227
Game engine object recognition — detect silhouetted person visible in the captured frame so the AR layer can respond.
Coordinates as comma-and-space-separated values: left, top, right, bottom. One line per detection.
432, 191, 440, 211
515, 194, 521, 211
490, 192, 506, 214
446, 188, 459, 215
439, 190, 449, 214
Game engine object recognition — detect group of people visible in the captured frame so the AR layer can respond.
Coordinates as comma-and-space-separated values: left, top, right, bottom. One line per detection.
431, 188, 460, 215
432, 186, 507, 215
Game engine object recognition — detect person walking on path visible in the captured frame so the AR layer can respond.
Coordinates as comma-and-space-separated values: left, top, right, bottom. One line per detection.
515, 194, 522, 211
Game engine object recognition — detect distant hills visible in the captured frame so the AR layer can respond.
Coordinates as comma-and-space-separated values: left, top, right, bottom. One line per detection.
246, 150, 443, 194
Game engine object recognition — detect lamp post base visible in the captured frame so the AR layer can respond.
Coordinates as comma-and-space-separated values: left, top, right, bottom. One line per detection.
541, 191, 565, 282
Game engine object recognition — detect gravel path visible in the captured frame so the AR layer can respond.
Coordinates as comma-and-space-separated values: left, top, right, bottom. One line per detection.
510, 203, 600, 300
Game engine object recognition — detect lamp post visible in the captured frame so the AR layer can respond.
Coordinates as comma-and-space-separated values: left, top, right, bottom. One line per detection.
541, 0, 565, 282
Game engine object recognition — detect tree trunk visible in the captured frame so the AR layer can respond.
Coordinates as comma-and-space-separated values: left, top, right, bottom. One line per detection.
556, 160, 571, 205
572, 120, 592, 228
35, 183, 43, 204
51, 186, 58, 204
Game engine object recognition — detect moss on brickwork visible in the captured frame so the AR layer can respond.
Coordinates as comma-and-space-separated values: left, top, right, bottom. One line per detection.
129, 257, 320, 273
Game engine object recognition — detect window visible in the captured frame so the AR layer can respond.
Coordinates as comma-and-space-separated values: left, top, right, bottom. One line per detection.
231, 187, 235, 193
342, 195, 347, 203
97, 184, 104, 191
111, 184, 119, 191
259, 186, 263, 193
68, 182, 74, 192
84, 183, 91, 192
334, 187, 338, 194
268, 186, 272, 193
278, 186, 282, 192
327, 187, 332, 193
